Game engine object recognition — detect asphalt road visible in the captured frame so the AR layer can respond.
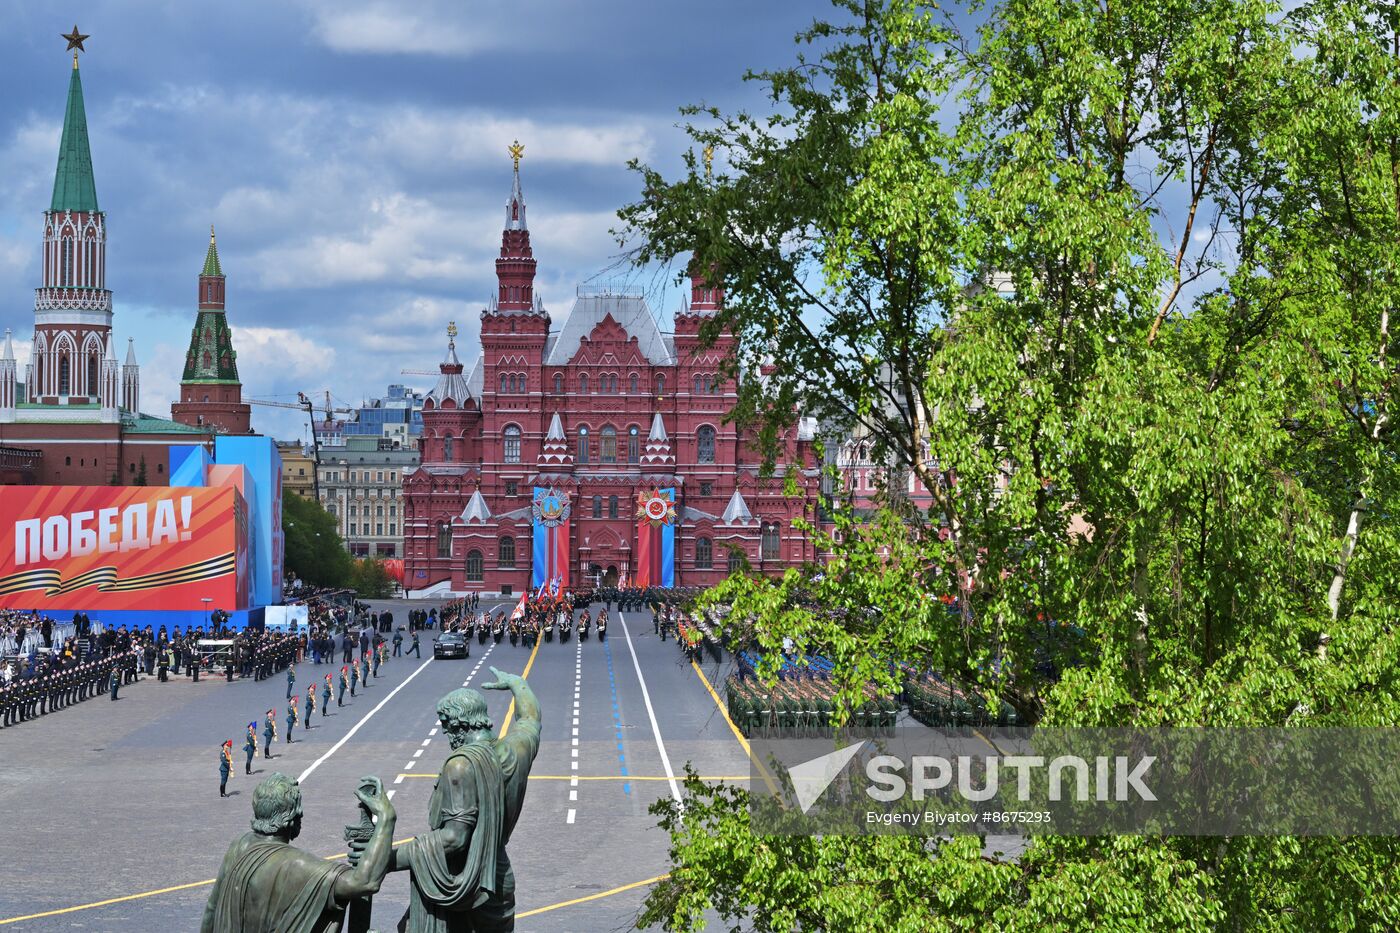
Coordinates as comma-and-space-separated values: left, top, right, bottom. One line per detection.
0, 599, 750, 931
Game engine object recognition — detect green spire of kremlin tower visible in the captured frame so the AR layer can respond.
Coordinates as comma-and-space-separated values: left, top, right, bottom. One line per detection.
51, 58, 99, 213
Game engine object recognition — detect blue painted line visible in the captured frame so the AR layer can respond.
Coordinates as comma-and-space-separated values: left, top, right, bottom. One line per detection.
603, 634, 630, 797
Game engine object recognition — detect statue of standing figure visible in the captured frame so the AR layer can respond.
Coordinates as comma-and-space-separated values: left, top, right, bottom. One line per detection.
200, 773, 396, 933
383, 665, 542, 932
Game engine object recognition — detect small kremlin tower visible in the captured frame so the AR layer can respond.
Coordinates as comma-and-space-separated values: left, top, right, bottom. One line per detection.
170, 228, 251, 434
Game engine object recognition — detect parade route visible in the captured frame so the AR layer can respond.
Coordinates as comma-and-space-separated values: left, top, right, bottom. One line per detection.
0, 600, 751, 930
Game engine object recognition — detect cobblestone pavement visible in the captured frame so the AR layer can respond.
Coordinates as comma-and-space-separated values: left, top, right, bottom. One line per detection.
0, 599, 748, 931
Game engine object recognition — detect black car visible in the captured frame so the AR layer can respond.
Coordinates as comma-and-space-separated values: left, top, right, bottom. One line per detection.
433, 631, 469, 659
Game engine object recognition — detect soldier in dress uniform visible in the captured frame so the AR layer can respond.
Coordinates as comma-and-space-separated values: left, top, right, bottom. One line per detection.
219, 740, 233, 797
304, 684, 316, 729
285, 698, 298, 743
321, 673, 332, 716
349, 660, 359, 697
243, 722, 258, 774
339, 665, 349, 706
286, 663, 296, 700
263, 709, 277, 758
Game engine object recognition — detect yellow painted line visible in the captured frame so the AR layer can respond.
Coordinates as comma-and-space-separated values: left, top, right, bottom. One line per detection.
0, 837, 419, 926
394, 773, 751, 781
517, 873, 670, 919
498, 633, 542, 738
690, 658, 782, 797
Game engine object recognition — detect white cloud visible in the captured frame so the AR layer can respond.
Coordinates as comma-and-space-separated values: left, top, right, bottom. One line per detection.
365, 111, 654, 169
298, 0, 517, 57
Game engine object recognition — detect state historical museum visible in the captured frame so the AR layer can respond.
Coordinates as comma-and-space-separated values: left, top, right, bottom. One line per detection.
403, 156, 824, 594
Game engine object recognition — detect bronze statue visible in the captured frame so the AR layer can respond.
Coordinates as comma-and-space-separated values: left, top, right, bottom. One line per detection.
384, 666, 541, 932
200, 773, 396, 933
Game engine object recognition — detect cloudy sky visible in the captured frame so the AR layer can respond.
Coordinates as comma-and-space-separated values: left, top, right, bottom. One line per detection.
0, 0, 811, 440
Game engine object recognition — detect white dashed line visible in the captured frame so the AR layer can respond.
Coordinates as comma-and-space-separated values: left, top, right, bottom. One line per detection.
403, 760, 416, 770
566, 808, 576, 824
429, 728, 437, 736
295, 656, 435, 785
387, 790, 396, 800
618, 611, 682, 804
394, 774, 405, 785
413, 749, 424, 758
421, 738, 432, 747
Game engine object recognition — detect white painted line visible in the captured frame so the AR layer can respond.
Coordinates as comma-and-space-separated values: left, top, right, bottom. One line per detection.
571, 761, 578, 770
413, 749, 424, 758
571, 737, 578, 746
421, 738, 432, 747
394, 774, 405, 785
619, 612, 683, 804
569, 790, 577, 801
296, 656, 435, 785
404, 760, 416, 770
571, 748, 578, 758
387, 790, 396, 800
429, 728, 438, 736
566, 809, 576, 824
573, 701, 579, 709
572, 727, 578, 736
570, 776, 578, 787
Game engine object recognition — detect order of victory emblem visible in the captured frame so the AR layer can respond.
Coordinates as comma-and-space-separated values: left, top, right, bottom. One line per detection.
532, 488, 572, 527
635, 489, 676, 526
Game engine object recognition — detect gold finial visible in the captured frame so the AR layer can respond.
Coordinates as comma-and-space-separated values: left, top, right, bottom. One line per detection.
508, 140, 525, 171
703, 145, 714, 181
210, 224, 217, 243
447, 321, 458, 340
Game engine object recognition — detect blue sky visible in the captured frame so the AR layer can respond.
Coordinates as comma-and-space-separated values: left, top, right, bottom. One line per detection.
0, 1, 813, 440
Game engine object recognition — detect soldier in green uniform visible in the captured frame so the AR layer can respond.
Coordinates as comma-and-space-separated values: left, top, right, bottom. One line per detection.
286, 663, 296, 700
304, 684, 315, 729
220, 739, 233, 797
321, 674, 331, 716
243, 722, 257, 774
285, 698, 298, 743
349, 661, 358, 697
338, 666, 348, 707
108, 665, 120, 701
263, 709, 277, 758
409, 629, 421, 657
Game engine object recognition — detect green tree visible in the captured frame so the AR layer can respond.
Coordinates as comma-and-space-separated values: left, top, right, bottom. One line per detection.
134, 455, 147, 486
621, 1, 1400, 929
349, 557, 395, 599
282, 490, 351, 589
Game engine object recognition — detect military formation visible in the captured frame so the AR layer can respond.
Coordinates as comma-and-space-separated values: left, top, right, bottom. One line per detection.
1, 648, 138, 727
212, 624, 393, 799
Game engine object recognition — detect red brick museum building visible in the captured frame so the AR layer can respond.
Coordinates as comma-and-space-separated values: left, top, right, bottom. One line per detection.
402, 160, 825, 594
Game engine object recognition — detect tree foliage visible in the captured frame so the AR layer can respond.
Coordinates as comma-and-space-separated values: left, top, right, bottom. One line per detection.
349, 557, 395, 599
620, 0, 1400, 928
282, 490, 351, 589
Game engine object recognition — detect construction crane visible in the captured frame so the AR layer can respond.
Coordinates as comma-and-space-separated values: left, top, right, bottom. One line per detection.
400, 369, 439, 377
246, 392, 356, 501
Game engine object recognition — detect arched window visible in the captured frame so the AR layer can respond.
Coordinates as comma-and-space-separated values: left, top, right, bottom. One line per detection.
728, 549, 744, 573
592, 495, 602, 519
608, 495, 618, 519
577, 426, 590, 464
503, 424, 521, 463
436, 523, 451, 558
500, 373, 508, 393
655, 373, 665, 395
579, 373, 589, 395
498, 536, 516, 568
629, 373, 638, 393
465, 549, 483, 582
58, 357, 70, 395
694, 374, 703, 395
600, 425, 617, 463
87, 355, 98, 398
695, 536, 712, 569
697, 425, 716, 464
762, 523, 780, 560
444, 435, 454, 461
62, 238, 72, 285
627, 425, 640, 464
554, 373, 563, 393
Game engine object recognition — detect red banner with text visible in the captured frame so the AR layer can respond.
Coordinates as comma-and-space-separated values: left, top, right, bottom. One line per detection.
0, 485, 249, 611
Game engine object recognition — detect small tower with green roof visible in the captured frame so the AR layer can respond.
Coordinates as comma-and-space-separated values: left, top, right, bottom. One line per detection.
170, 228, 251, 434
